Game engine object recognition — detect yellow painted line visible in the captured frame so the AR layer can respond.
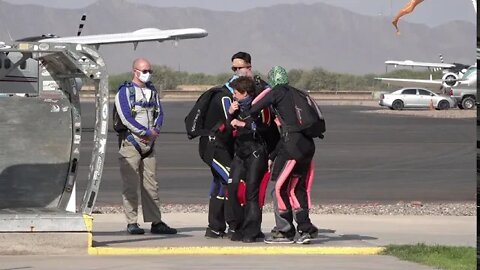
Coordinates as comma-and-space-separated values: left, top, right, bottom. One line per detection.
85, 214, 385, 256
88, 246, 385, 255
83, 214, 94, 248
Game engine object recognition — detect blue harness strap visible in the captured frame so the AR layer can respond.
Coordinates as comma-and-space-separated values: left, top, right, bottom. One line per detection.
122, 81, 137, 116
122, 81, 158, 159
126, 133, 154, 159
126, 133, 142, 153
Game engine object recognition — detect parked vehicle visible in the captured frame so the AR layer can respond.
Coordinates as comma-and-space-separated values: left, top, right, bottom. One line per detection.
379, 88, 456, 110
447, 87, 476, 110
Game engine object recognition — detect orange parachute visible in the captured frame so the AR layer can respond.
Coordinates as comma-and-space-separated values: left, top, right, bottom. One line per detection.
392, 0, 425, 34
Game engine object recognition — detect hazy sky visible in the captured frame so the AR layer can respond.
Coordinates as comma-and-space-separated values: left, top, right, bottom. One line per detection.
3, 0, 477, 26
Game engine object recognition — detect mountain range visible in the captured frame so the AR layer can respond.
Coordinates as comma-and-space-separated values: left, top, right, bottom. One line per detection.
0, 0, 475, 75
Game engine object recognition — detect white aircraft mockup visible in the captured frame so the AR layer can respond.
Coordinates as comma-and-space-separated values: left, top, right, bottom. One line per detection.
16, 27, 208, 50
0, 16, 208, 215
0, 14, 208, 94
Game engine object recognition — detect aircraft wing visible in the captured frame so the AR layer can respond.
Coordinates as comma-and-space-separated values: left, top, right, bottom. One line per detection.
375, 77, 442, 88
385, 60, 455, 69
37, 28, 207, 46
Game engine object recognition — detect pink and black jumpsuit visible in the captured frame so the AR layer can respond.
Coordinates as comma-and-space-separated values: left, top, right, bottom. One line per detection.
241, 84, 318, 238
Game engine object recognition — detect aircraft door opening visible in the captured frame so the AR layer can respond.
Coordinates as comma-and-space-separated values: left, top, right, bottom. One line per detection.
0, 42, 108, 232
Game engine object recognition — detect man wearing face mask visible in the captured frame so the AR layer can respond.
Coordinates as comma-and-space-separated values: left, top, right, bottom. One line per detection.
114, 58, 177, 235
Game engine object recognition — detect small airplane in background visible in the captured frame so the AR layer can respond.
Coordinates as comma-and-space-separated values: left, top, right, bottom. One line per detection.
375, 58, 476, 90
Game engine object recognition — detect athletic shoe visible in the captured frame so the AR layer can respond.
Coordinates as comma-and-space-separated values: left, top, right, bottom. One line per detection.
204, 227, 225, 239
264, 228, 295, 244
127, 223, 145, 235
296, 228, 319, 244
296, 233, 313, 244
151, 222, 177, 234
264, 235, 294, 244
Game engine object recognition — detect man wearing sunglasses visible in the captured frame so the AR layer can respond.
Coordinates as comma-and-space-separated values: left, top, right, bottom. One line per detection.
231, 52, 252, 73
231, 52, 280, 162
114, 58, 177, 235
195, 54, 254, 239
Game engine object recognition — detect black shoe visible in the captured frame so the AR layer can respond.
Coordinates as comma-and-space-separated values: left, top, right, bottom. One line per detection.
205, 227, 225, 239
151, 222, 177, 234
230, 231, 243, 242
242, 237, 256, 243
225, 228, 235, 239
127, 223, 145, 235
256, 231, 265, 239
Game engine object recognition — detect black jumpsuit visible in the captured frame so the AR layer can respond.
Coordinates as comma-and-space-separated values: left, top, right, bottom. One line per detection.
242, 85, 318, 237
198, 85, 236, 234
227, 106, 270, 241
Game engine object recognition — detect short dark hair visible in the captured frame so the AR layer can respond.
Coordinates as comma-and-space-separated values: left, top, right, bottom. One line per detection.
230, 76, 256, 97
231, 52, 251, 64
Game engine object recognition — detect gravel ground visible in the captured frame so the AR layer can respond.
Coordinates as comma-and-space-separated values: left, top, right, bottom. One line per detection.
361, 108, 476, 118
93, 202, 476, 216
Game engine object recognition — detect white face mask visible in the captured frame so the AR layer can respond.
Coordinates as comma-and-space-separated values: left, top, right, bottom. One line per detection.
137, 70, 152, 83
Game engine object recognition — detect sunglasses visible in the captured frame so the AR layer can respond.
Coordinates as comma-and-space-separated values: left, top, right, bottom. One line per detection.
136, 69, 153, 74
231, 66, 251, 72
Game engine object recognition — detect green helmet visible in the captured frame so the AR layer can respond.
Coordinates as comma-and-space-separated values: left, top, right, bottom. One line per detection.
268, 66, 288, 88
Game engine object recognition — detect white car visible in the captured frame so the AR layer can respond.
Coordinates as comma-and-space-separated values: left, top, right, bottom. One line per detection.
379, 88, 456, 110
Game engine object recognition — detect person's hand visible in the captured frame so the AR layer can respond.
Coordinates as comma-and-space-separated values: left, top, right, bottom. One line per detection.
148, 128, 159, 140
268, 159, 273, 172
230, 119, 245, 128
140, 129, 159, 143
229, 101, 239, 114
139, 135, 150, 144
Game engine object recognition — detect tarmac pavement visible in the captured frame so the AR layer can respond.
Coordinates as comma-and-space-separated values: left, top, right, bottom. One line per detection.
90, 213, 475, 250
1, 213, 473, 269
1, 97, 474, 269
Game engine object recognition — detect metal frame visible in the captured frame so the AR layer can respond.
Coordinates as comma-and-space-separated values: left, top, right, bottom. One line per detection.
0, 42, 109, 215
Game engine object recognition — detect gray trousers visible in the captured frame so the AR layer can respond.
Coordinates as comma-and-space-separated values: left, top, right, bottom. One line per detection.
119, 139, 162, 224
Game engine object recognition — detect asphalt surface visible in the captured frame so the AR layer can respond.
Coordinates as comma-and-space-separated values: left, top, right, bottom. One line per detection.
0, 255, 439, 270
1, 213, 475, 269
76, 101, 476, 206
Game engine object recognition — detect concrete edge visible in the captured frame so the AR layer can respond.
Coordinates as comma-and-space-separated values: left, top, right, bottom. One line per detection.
87, 246, 386, 256
84, 215, 386, 256
84, 215, 385, 256
84, 214, 94, 250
